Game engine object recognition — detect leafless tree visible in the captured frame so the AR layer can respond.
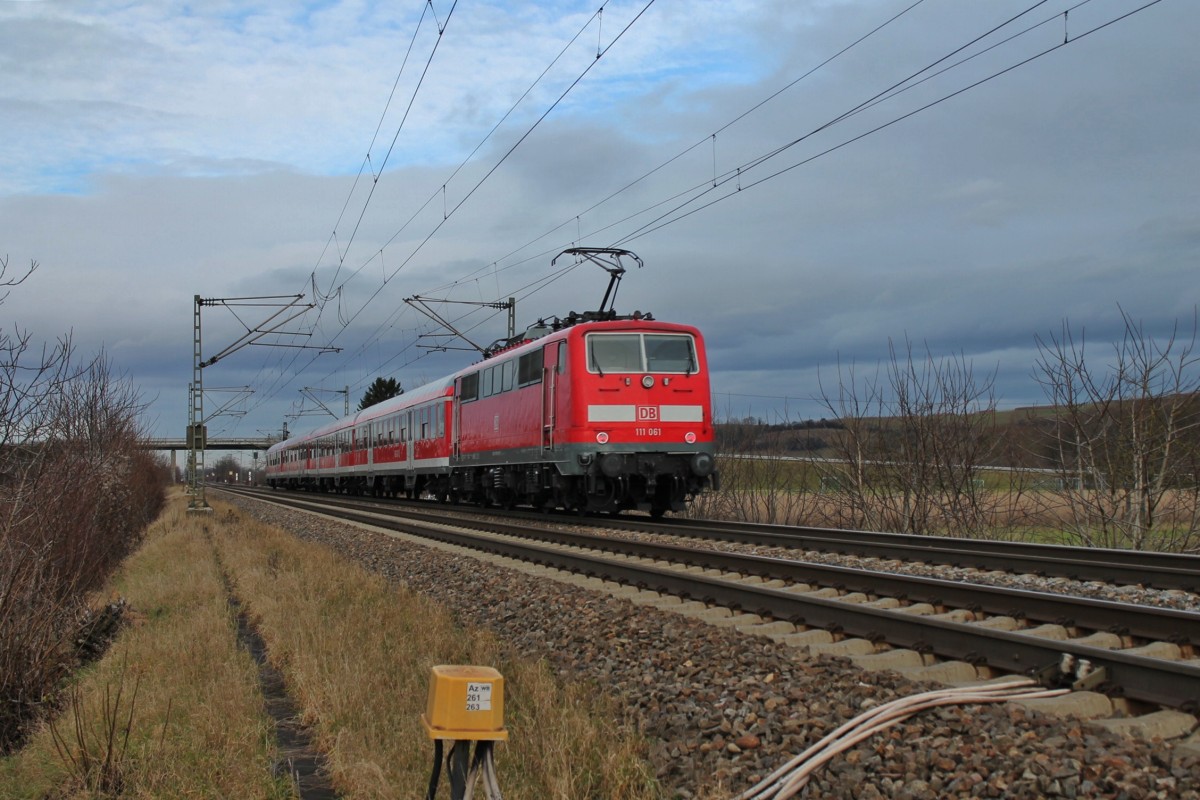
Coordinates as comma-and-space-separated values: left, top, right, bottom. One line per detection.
1034, 309, 1200, 551
815, 340, 1019, 537
695, 413, 823, 525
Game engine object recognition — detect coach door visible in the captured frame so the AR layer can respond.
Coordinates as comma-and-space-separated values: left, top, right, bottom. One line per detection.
452, 381, 463, 459
404, 410, 415, 470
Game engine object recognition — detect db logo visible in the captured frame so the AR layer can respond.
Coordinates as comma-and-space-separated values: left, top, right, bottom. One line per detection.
637, 405, 659, 421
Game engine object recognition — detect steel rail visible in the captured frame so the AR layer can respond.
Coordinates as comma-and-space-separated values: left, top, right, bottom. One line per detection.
267, 490, 1200, 646
523, 511, 1200, 591
221, 487, 1200, 711
230, 486, 1200, 590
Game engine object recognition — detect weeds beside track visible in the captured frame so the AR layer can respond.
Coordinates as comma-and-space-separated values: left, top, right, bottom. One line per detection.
1, 495, 664, 799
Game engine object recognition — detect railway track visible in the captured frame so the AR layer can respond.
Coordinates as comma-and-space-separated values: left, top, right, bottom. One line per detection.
493, 507, 1200, 592
219, 486, 1200, 716
238, 487, 1200, 590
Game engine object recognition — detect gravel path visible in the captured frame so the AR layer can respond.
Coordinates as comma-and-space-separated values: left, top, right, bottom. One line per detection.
228, 495, 1200, 799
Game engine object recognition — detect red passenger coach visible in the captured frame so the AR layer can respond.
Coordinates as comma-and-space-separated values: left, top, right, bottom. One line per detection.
266, 314, 718, 516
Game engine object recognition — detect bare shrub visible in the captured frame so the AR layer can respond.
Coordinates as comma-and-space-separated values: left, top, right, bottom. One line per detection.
812, 340, 1029, 537
1034, 309, 1200, 551
49, 663, 143, 796
0, 256, 166, 752
694, 420, 825, 525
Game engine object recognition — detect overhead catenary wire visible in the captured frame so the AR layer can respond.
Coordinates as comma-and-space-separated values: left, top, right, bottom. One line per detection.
323, 0, 661, 345
390, 0, 1165, 408
241, 1, 660, 423
270, 0, 916, 409
323, 1, 615, 303
237, 1, 461, 423
240, 0, 925, 425
234, 0, 1165, 439
613, 0, 1162, 246
320, 0, 460, 300
312, 0, 437, 301
408, 0, 931, 307
385, 0, 1075, 314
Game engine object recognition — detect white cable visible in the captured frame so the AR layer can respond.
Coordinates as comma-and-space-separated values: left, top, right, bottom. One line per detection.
483, 744, 504, 800
734, 678, 1068, 800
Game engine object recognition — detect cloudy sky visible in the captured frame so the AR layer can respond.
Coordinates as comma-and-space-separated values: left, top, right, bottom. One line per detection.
2, 0, 1197, 447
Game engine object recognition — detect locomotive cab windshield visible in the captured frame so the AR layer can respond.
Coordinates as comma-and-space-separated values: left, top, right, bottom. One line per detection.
586, 332, 697, 374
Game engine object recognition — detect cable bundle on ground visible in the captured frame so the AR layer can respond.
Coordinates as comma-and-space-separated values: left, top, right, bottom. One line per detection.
735, 678, 1068, 800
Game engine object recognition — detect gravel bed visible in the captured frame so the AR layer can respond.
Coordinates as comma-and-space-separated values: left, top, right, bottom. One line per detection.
363, 502, 1200, 611
568, 524, 1200, 612
228, 496, 1199, 799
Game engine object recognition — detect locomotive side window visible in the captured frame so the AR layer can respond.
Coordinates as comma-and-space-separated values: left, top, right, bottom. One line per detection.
645, 334, 697, 374
482, 368, 494, 398
501, 360, 515, 392
460, 373, 479, 403
517, 349, 543, 386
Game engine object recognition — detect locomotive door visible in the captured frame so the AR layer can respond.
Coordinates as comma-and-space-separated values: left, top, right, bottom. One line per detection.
541, 342, 559, 451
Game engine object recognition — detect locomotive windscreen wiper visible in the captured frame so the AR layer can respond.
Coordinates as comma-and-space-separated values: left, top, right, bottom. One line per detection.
589, 341, 604, 376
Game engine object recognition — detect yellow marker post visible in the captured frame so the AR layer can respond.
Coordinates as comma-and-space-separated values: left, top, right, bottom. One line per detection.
422, 666, 507, 800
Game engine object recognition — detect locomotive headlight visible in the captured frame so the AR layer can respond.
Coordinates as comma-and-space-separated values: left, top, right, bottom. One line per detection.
690, 452, 714, 477
641, 375, 654, 388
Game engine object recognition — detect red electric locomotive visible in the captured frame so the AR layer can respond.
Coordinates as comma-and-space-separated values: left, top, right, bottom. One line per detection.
265, 250, 718, 516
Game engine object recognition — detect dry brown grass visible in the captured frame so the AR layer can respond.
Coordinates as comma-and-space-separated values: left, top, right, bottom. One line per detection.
213, 501, 662, 800
0, 497, 289, 799
3, 493, 667, 798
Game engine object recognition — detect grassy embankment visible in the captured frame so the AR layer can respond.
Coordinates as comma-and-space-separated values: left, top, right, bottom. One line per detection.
1, 496, 662, 799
